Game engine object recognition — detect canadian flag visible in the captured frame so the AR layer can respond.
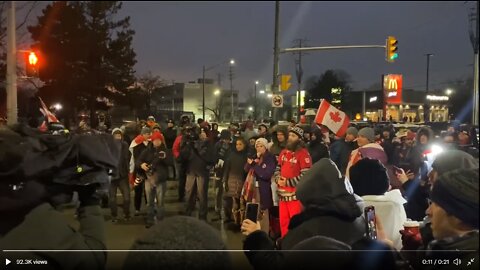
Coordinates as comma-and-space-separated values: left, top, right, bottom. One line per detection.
38, 97, 59, 131
315, 99, 350, 137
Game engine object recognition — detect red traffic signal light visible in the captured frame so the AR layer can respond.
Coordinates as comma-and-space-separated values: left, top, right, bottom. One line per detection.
26, 51, 39, 77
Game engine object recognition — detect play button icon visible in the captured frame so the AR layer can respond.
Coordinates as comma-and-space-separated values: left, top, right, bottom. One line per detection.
6, 259, 11, 265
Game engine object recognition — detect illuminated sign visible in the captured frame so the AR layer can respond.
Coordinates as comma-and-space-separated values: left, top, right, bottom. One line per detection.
427, 95, 449, 101
383, 74, 403, 104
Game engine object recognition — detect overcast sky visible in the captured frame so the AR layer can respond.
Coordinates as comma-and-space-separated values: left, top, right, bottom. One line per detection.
21, 1, 478, 101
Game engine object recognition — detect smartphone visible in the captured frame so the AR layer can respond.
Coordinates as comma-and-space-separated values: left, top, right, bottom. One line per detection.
246, 202, 259, 223
364, 206, 377, 240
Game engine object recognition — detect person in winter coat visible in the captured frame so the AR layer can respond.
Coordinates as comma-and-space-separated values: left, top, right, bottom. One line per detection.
274, 126, 312, 237
346, 127, 387, 179
222, 137, 248, 225
241, 158, 367, 269
268, 125, 288, 158
398, 169, 479, 270
258, 123, 271, 141
182, 127, 216, 221
137, 131, 170, 228
307, 127, 330, 164
397, 150, 478, 241
213, 130, 232, 221
209, 123, 220, 144
330, 127, 358, 175
129, 127, 152, 216
244, 138, 277, 233
110, 128, 132, 222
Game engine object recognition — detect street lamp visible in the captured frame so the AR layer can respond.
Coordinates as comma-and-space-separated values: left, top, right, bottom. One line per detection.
259, 90, 265, 94
254, 80, 259, 121
446, 89, 453, 96
228, 59, 236, 123
202, 58, 234, 121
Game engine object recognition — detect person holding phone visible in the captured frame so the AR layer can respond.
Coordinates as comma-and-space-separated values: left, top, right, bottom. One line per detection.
137, 131, 170, 228
243, 138, 276, 233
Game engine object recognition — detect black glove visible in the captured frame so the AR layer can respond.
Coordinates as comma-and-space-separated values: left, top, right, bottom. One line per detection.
76, 184, 101, 207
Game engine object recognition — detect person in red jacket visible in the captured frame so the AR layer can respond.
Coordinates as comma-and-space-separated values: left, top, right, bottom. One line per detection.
275, 126, 312, 237
172, 127, 187, 202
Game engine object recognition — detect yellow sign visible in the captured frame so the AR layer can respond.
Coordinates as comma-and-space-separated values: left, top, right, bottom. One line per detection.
281, 74, 291, 91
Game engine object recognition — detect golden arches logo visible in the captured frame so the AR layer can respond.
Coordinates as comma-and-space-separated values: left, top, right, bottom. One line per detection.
388, 79, 398, 90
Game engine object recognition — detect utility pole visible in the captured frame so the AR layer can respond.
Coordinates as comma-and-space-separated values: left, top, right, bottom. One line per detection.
424, 53, 433, 123
6, 1, 18, 125
293, 38, 308, 122
469, 2, 479, 125
272, 1, 280, 121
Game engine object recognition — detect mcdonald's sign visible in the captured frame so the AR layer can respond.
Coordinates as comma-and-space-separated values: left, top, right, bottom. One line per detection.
383, 74, 402, 104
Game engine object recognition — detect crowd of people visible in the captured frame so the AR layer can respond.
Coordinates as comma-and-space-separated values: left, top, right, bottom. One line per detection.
0, 113, 479, 270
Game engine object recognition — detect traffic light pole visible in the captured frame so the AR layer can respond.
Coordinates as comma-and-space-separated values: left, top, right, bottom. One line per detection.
280, 44, 386, 54
6, 1, 17, 125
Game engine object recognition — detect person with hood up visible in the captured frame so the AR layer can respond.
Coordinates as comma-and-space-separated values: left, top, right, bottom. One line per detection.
222, 137, 248, 226
274, 126, 312, 237
243, 138, 276, 233
241, 158, 366, 268
268, 125, 288, 158
257, 123, 271, 141
137, 131, 170, 228
346, 127, 387, 179
124, 216, 233, 270
109, 128, 132, 222
243, 120, 258, 143
307, 126, 330, 164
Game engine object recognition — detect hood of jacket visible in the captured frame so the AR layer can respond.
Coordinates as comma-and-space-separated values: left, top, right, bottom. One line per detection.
296, 158, 362, 222
270, 125, 289, 145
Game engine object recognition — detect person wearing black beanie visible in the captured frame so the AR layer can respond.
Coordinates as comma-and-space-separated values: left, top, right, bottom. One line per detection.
403, 168, 479, 270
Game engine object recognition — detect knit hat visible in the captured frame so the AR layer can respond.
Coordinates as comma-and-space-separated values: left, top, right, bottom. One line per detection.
289, 126, 304, 140
346, 127, 358, 137
111, 128, 123, 135
124, 216, 231, 269
141, 127, 152, 135
255, 138, 269, 149
430, 168, 479, 229
220, 130, 231, 140
358, 127, 375, 142
151, 131, 164, 142
431, 150, 479, 176
349, 158, 390, 196
147, 115, 155, 121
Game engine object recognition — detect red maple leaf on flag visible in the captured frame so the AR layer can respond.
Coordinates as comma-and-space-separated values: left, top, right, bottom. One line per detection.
329, 111, 342, 123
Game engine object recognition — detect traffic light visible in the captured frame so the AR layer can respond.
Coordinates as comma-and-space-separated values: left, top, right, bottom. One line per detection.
26, 51, 39, 77
280, 74, 291, 91
386, 36, 398, 63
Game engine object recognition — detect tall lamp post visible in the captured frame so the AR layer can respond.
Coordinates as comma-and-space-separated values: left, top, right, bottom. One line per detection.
202, 58, 234, 121
254, 81, 259, 121
424, 53, 434, 123
214, 89, 220, 122
229, 60, 235, 123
